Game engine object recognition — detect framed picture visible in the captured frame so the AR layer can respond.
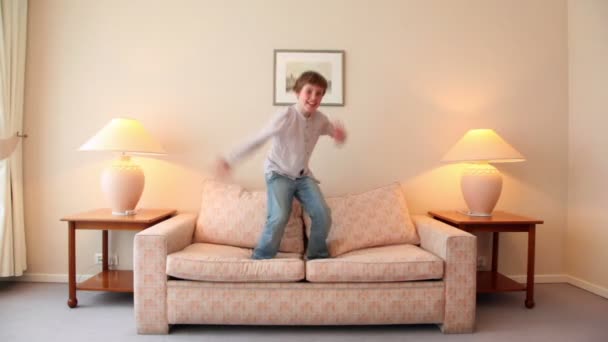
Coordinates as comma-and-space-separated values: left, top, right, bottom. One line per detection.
273, 49, 345, 106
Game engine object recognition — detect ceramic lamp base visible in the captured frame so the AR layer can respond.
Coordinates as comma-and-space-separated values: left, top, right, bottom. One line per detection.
101, 155, 144, 216
460, 162, 502, 216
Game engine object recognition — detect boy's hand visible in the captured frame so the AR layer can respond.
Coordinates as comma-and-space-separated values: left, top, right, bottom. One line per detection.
332, 120, 347, 145
215, 157, 232, 179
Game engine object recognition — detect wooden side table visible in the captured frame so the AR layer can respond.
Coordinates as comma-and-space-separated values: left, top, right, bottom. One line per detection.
428, 210, 543, 308
60, 208, 176, 308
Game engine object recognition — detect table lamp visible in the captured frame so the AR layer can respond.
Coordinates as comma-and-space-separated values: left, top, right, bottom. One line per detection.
442, 129, 524, 216
79, 118, 166, 215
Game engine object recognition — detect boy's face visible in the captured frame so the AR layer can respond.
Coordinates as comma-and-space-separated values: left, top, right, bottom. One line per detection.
296, 83, 325, 114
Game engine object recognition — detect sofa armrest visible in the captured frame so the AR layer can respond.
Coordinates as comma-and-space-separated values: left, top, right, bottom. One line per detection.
412, 214, 477, 333
134, 213, 196, 334
136, 213, 196, 254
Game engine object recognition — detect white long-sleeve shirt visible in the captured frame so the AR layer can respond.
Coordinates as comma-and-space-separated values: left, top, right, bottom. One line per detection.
226, 105, 335, 180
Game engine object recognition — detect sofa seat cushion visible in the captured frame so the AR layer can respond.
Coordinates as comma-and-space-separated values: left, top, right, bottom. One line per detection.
167, 243, 305, 282
195, 180, 304, 253
306, 244, 443, 282
305, 183, 419, 257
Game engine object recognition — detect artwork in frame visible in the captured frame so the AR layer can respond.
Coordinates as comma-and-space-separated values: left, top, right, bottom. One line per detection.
273, 49, 344, 106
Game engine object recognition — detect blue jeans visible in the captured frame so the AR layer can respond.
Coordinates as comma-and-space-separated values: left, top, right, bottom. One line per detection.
252, 172, 331, 260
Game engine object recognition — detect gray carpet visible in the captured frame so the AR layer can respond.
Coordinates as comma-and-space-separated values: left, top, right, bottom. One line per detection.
0, 282, 606, 341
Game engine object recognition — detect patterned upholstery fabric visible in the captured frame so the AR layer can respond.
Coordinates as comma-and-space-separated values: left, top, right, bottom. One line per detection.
167, 280, 444, 325
167, 243, 305, 282
304, 183, 419, 257
306, 244, 443, 282
413, 215, 477, 333
134, 209, 477, 334
134, 214, 197, 334
194, 180, 304, 253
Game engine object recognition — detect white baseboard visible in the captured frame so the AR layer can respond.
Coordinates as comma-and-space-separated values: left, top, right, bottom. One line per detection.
0, 273, 94, 283
505, 273, 607, 299
566, 275, 608, 299
4, 272, 607, 299
506, 273, 569, 284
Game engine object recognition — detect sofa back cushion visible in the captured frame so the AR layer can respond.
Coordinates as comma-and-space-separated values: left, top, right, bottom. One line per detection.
304, 183, 419, 257
194, 180, 304, 254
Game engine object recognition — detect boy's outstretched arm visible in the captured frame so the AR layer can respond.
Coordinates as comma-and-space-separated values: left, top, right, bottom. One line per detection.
214, 111, 289, 178
215, 157, 232, 179
331, 120, 347, 145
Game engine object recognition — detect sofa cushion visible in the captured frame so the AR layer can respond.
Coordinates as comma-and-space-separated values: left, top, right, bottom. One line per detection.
306, 244, 443, 282
194, 180, 304, 253
167, 243, 305, 282
305, 183, 419, 257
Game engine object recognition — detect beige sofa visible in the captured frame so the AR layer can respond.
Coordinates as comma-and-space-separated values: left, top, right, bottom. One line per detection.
134, 181, 476, 334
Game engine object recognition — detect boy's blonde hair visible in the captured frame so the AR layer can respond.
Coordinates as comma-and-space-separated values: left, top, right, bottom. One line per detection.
293, 71, 328, 95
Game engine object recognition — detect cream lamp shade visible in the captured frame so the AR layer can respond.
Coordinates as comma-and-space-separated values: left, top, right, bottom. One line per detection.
79, 118, 166, 215
442, 129, 524, 216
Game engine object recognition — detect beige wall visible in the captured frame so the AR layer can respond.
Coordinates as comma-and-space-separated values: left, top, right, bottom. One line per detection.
567, 0, 608, 290
23, 0, 568, 278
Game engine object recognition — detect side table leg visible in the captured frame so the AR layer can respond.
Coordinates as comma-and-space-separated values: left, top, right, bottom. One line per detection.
492, 232, 499, 272
102, 230, 109, 272
67, 222, 78, 308
525, 225, 536, 308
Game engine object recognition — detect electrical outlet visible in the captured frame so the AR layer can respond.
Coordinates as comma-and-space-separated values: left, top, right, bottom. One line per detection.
94, 253, 119, 266
477, 256, 487, 270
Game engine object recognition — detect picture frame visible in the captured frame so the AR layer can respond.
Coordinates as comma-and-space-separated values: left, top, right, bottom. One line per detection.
273, 49, 345, 106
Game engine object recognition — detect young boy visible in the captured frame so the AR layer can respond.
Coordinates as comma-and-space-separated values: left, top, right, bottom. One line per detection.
217, 71, 347, 260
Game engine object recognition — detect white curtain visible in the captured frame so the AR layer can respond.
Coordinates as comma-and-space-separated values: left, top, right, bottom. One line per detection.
0, 0, 27, 277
